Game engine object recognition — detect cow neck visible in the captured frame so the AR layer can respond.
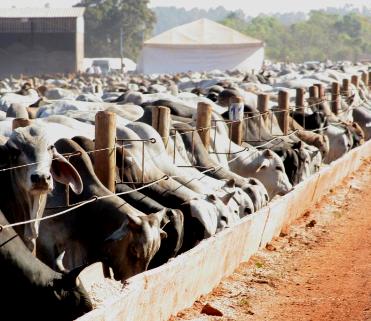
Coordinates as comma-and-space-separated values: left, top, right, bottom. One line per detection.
61, 145, 139, 235
0, 212, 57, 287
175, 123, 248, 187
124, 145, 200, 201
0, 170, 47, 248
211, 117, 262, 167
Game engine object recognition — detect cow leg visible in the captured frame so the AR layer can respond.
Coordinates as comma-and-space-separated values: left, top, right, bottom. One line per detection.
102, 262, 111, 278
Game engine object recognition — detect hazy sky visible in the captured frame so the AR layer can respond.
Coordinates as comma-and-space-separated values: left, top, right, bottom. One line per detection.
1, 0, 370, 16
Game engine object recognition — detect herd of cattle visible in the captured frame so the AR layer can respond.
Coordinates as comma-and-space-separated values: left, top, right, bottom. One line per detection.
0, 61, 370, 320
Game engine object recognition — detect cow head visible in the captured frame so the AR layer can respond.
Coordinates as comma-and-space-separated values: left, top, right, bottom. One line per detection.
51, 259, 93, 320
220, 179, 255, 218
254, 149, 293, 198
2, 126, 82, 196
0, 125, 83, 248
103, 210, 167, 281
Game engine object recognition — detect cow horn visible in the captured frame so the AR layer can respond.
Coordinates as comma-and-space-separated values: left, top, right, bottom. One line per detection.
152, 208, 167, 224
56, 251, 68, 273
127, 214, 142, 228
62, 265, 88, 288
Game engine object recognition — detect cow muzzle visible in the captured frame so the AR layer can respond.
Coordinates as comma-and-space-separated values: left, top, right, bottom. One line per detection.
30, 173, 52, 193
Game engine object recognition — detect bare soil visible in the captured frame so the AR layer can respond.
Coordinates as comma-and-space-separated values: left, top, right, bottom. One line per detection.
170, 158, 371, 321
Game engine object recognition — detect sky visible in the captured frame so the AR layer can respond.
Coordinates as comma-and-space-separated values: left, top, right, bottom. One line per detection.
1, 0, 370, 16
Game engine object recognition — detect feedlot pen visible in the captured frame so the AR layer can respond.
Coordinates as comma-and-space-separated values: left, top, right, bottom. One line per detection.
77, 133, 371, 321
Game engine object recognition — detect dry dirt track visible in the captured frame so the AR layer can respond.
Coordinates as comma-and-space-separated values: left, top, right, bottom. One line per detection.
170, 158, 371, 321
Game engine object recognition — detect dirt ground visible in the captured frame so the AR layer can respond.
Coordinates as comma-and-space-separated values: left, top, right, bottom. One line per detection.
170, 158, 371, 321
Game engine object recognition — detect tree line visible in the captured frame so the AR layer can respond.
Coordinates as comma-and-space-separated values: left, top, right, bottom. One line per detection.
75, 1, 371, 63
221, 11, 371, 62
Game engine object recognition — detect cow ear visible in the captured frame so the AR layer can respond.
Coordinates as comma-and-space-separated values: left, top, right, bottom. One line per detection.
224, 178, 235, 189
61, 264, 87, 289
296, 141, 304, 149
221, 192, 235, 205
0, 145, 10, 168
151, 208, 167, 225
206, 194, 218, 203
160, 229, 168, 239
279, 151, 287, 162
263, 149, 274, 158
51, 148, 83, 195
127, 214, 143, 230
105, 222, 129, 243
256, 158, 270, 172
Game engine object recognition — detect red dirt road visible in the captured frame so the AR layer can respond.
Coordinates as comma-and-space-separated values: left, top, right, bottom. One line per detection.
171, 159, 371, 321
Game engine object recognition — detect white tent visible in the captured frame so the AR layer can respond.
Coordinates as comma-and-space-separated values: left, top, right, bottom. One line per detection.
137, 18, 264, 74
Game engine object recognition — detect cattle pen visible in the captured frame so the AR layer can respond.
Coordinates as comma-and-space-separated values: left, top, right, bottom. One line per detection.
76, 113, 371, 321
1, 71, 370, 320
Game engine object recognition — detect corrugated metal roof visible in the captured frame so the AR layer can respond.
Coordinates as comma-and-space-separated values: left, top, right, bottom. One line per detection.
0, 8, 85, 18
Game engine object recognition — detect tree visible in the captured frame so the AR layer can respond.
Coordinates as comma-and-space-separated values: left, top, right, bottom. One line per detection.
220, 11, 371, 62
75, 0, 155, 59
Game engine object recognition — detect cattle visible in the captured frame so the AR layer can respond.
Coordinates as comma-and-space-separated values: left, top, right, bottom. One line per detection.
291, 109, 326, 130
272, 141, 312, 185
71, 135, 185, 269
0, 125, 83, 251
0, 210, 92, 321
209, 112, 293, 198
115, 184, 184, 269
114, 126, 241, 249
171, 121, 269, 211
6, 103, 29, 119
0, 87, 40, 112
37, 139, 167, 281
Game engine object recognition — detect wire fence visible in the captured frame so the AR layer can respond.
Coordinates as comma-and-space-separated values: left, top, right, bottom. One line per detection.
0, 85, 370, 231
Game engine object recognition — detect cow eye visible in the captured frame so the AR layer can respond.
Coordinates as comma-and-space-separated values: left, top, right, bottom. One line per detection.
275, 167, 283, 172
129, 245, 140, 259
48, 146, 55, 151
9, 146, 21, 160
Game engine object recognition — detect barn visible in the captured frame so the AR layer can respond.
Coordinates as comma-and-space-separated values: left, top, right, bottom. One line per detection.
136, 18, 265, 74
0, 8, 85, 77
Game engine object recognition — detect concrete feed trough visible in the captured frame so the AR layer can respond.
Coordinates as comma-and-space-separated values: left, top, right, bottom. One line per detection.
77, 140, 371, 321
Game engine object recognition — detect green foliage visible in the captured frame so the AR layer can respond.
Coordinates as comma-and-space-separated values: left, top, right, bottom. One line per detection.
221, 11, 371, 62
75, 0, 155, 59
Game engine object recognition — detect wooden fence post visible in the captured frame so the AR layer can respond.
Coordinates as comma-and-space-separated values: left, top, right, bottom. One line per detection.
295, 87, 306, 129
342, 78, 350, 98
309, 85, 319, 99
295, 88, 305, 109
229, 96, 244, 145
196, 102, 212, 150
95, 111, 116, 193
12, 118, 31, 130
278, 90, 290, 135
351, 75, 359, 89
331, 82, 340, 115
361, 72, 369, 88
258, 93, 269, 121
152, 106, 171, 147
314, 83, 325, 100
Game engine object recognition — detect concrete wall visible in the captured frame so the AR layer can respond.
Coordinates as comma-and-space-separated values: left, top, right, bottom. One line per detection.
77, 140, 371, 321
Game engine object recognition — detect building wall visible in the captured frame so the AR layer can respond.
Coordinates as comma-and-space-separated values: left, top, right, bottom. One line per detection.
0, 17, 84, 77
75, 16, 84, 72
